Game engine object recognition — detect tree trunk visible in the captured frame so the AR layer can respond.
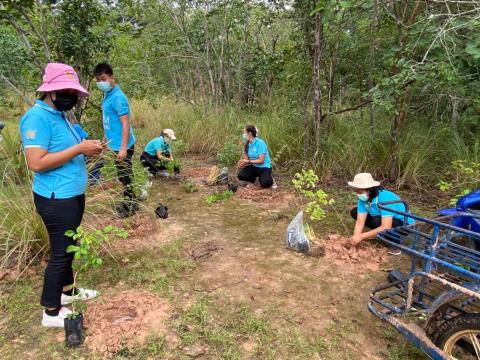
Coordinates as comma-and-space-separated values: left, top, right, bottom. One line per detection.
312, 12, 324, 153
368, 0, 379, 135
389, 109, 405, 181
389, 0, 423, 181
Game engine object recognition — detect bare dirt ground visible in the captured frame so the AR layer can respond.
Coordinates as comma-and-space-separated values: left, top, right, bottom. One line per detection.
0, 161, 427, 360
82, 289, 172, 355
235, 185, 294, 209
308, 234, 389, 272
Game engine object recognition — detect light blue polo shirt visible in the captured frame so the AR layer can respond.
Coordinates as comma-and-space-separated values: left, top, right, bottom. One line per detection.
247, 137, 271, 168
144, 136, 171, 157
73, 123, 89, 140
357, 189, 415, 224
102, 85, 135, 151
19, 100, 87, 199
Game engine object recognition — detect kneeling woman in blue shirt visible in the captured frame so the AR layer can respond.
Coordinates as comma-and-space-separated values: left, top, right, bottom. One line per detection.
348, 173, 414, 254
237, 125, 273, 188
20, 63, 103, 327
140, 129, 180, 175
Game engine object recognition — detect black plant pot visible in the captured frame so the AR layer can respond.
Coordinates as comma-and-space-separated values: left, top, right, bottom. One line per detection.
64, 313, 85, 348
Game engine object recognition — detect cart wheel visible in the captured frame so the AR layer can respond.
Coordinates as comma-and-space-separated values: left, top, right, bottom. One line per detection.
434, 314, 480, 359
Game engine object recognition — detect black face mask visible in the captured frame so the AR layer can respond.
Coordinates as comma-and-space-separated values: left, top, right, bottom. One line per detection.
53, 92, 78, 111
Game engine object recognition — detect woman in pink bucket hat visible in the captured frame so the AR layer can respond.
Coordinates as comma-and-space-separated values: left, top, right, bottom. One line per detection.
19, 63, 104, 327
347, 172, 414, 255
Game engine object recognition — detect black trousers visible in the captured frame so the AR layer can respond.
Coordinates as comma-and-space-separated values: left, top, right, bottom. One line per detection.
140, 151, 180, 175
114, 146, 135, 199
350, 207, 404, 229
238, 165, 273, 188
34, 193, 85, 308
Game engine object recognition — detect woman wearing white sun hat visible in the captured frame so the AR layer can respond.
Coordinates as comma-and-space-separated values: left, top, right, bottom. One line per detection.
140, 128, 180, 176
348, 173, 414, 254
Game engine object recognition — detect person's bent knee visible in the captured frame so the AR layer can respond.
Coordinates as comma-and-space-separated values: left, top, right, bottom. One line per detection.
260, 178, 273, 188
238, 172, 254, 183
238, 175, 254, 183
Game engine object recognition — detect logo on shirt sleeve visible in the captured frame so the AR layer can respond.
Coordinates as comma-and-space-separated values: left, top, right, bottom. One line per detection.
25, 130, 37, 140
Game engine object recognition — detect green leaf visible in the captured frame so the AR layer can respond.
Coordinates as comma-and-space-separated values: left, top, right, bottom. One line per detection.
65, 230, 76, 237
66, 245, 80, 253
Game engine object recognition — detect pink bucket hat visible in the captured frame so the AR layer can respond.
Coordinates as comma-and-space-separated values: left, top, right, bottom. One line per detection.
37, 63, 89, 97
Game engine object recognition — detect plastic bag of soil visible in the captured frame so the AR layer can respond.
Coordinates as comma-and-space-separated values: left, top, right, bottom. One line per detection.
155, 203, 169, 219
285, 210, 310, 253
64, 314, 85, 348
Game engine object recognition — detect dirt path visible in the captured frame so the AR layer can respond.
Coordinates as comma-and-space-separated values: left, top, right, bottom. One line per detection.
0, 162, 427, 359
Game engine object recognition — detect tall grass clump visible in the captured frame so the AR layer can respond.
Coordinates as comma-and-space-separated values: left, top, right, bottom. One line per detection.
130, 97, 302, 169
130, 97, 479, 189
0, 123, 48, 276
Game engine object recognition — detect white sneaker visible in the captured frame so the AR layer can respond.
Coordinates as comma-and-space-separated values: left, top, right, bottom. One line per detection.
61, 288, 99, 305
272, 178, 278, 190
42, 307, 72, 328
158, 170, 170, 177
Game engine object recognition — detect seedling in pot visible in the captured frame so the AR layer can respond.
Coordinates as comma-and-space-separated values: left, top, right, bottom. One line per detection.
292, 169, 334, 221
64, 225, 127, 348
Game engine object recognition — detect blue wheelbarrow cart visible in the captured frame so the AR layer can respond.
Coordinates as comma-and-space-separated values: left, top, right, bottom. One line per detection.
368, 199, 480, 359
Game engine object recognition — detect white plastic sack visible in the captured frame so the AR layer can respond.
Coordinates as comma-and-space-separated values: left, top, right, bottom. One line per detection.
286, 210, 310, 253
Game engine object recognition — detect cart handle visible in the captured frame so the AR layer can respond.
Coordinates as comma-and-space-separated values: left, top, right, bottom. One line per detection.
378, 201, 480, 240
377, 200, 410, 224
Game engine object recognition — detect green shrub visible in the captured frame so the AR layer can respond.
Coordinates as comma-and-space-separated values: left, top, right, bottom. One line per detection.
217, 142, 241, 166
173, 140, 188, 157
182, 180, 198, 193
204, 190, 234, 204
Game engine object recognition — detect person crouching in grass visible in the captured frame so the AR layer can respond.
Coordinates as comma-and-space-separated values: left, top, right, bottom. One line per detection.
348, 172, 415, 255
237, 125, 274, 188
140, 129, 180, 176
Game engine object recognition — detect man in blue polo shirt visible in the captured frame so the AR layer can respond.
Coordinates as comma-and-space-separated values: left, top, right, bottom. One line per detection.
94, 63, 137, 216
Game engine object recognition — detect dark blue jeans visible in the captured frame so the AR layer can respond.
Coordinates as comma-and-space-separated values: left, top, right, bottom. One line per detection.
34, 193, 85, 308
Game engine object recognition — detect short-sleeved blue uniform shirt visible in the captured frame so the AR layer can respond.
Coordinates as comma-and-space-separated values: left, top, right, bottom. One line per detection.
144, 136, 171, 157
247, 137, 271, 168
19, 100, 87, 199
357, 189, 415, 224
102, 85, 135, 151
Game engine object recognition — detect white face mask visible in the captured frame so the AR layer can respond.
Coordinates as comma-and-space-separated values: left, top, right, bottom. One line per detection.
242, 133, 248, 142
164, 136, 172, 145
356, 193, 369, 202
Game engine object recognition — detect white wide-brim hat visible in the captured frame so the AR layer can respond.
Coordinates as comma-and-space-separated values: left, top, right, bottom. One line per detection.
347, 173, 381, 189
163, 128, 176, 139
